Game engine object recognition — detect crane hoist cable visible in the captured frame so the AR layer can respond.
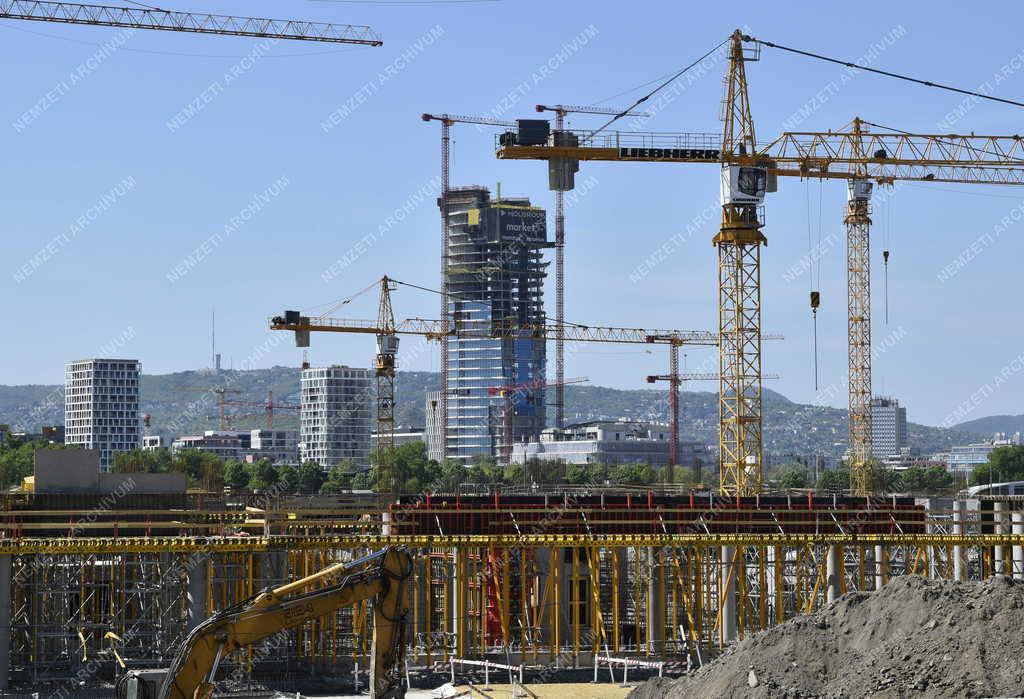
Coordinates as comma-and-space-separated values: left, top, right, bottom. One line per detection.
883, 188, 892, 325
585, 36, 731, 141
805, 180, 822, 391
749, 37, 1024, 109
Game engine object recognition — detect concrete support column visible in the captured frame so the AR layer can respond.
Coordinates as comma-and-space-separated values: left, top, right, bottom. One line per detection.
826, 545, 841, 603
953, 500, 966, 582
451, 549, 467, 658
995, 501, 1007, 576
720, 546, 737, 645
534, 549, 551, 652
187, 552, 209, 632
414, 555, 430, 657
925, 498, 938, 579
558, 549, 574, 664
874, 545, 888, 591
648, 547, 664, 655
0, 555, 11, 690
1013, 509, 1024, 581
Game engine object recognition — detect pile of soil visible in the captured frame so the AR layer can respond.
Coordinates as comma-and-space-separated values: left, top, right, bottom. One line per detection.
628, 574, 1024, 698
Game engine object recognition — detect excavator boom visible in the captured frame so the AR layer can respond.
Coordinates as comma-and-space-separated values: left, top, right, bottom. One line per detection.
117, 547, 412, 699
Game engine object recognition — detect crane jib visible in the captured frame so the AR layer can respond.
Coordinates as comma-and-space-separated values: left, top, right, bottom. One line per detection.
618, 147, 720, 160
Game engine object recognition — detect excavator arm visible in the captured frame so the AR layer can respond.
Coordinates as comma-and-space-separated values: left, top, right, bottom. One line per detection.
118, 547, 412, 699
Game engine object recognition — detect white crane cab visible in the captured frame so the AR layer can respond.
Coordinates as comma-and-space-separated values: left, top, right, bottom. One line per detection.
720, 165, 768, 206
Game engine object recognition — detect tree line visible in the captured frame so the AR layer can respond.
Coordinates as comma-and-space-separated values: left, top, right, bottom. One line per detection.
6, 435, 1024, 496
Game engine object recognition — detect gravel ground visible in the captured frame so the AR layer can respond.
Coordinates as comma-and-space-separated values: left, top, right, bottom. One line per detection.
628, 574, 1024, 698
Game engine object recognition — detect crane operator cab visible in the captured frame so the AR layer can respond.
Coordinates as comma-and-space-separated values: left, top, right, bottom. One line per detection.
720, 164, 768, 206
848, 178, 873, 202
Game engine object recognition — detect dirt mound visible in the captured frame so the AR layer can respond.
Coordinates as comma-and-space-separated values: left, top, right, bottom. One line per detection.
628, 574, 1024, 698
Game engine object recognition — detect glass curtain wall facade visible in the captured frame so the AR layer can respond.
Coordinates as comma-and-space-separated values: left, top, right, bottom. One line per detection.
443, 187, 547, 461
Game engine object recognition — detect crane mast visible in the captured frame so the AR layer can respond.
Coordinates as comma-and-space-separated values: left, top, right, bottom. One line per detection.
376, 276, 399, 497
716, 29, 766, 495
846, 118, 874, 494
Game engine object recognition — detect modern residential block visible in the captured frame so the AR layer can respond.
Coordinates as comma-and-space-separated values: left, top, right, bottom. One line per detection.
64, 358, 141, 471
299, 365, 371, 468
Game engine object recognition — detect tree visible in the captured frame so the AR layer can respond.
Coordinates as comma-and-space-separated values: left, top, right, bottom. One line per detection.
430, 460, 465, 493
0, 438, 65, 489
247, 458, 279, 491
777, 464, 808, 490
612, 463, 658, 486
816, 468, 850, 493
277, 464, 299, 494
113, 448, 171, 473
565, 463, 609, 485
897, 465, 953, 494
297, 461, 326, 494
970, 445, 1024, 486
321, 460, 359, 494
223, 460, 250, 490
172, 449, 223, 490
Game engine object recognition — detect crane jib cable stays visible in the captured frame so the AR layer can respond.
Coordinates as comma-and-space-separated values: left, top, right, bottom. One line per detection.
750, 35, 1024, 110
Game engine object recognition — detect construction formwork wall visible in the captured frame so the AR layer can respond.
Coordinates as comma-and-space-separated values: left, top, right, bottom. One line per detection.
2, 496, 1023, 689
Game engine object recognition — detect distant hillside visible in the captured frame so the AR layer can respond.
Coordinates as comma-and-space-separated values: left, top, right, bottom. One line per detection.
0, 367, 977, 458
952, 414, 1024, 438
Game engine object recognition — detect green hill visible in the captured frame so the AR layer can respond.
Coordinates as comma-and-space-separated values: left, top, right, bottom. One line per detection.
0, 368, 974, 458
951, 414, 1024, 438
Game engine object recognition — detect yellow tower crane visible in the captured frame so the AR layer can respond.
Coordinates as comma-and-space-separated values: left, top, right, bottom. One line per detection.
496, 29, 1024, 495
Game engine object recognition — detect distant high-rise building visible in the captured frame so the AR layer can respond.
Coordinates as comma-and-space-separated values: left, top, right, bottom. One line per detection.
425, 390, 443, 462
299, 366, 371, 468
64, 359, 141, 471
870, 397, 907, 459
441, 186, 548, 461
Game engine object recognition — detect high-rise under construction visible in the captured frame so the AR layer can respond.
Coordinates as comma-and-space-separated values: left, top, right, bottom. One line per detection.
441, 186, 548, 461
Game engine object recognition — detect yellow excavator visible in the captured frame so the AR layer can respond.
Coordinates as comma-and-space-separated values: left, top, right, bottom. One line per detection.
116, 547, 412, 699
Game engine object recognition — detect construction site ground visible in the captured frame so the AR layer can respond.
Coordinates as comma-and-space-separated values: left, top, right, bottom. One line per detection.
628, 574, 1024, 698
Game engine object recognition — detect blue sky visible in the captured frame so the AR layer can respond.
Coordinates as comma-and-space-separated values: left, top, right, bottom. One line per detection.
3, 0, 1024, 427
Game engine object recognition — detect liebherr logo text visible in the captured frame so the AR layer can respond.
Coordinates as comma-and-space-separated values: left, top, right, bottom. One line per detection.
620, 147, 720, 160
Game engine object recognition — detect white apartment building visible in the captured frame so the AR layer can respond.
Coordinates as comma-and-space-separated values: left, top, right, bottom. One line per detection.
171, 432, 243, 461
300, 366, 371, 468
250, 428, 299, 464
512, 420, 708, 468
65, 359, 141, 471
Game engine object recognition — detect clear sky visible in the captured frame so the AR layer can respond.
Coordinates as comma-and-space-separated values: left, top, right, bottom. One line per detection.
3, 0, 1023, 428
